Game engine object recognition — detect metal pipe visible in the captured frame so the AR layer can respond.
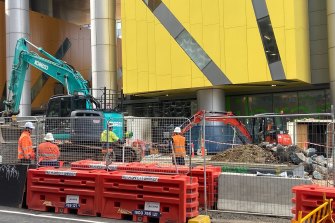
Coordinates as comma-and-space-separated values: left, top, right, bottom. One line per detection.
203, 112, 208, 215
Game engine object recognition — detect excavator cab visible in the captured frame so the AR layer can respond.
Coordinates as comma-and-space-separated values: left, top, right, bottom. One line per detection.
252, 114, 292, 146
45, 95, 96, 140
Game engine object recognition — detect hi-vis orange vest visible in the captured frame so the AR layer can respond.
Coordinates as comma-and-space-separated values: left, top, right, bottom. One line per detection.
172, 134, 186, 157
18, 131, 35, 160
38, 142, 60, 162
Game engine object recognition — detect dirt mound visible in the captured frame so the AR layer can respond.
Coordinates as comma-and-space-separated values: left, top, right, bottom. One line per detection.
210, 144, 278, 163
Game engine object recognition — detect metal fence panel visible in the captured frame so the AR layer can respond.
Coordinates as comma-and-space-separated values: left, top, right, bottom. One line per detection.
199, 112, 334, 216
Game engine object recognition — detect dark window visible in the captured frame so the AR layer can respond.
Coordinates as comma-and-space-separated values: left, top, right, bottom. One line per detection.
258, 16, 280, 64
46, 98, 61, 117
273, 92, 298, 113
298, 90, 326, 113
248, 94, 273, 114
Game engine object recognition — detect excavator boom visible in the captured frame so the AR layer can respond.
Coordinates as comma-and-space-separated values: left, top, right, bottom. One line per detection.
3, 38, 95, 117
181, 110, 253, 144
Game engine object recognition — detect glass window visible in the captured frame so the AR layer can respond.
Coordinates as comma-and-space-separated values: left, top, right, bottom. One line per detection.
176, 30, 211, 70
325, 89, 331, 112
230, 96, 249, 115
248, 94, 273, 114
298, 90, 326, 113
273, 92, 298, 114
258, 17, 280, 64
46, 98, 61, 117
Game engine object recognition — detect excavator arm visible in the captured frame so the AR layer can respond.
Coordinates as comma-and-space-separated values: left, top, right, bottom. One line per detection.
181, 110, 253, 144
3, 38, 99, 116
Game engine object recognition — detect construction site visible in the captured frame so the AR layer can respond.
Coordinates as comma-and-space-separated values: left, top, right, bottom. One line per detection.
0, 0, 335, 223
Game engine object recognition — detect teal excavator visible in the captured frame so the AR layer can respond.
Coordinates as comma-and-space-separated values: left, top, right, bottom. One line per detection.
1, 38, 141, 162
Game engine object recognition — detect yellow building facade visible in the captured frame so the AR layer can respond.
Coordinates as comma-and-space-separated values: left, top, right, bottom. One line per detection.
121, 0, 310, 94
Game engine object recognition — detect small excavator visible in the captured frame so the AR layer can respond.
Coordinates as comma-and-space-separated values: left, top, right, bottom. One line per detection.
181, 110, 292, 148
1, 38, 142, 162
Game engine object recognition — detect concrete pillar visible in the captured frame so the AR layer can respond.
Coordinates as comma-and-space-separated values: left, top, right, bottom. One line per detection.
5, 0, 30, 116
90, 0, 117, 100
197, 89, 225, 112
30, 0, 53, 17
328, 0, 335, 108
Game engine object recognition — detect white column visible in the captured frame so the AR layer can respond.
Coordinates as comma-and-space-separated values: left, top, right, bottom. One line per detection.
90, 0, 117, 99
5, 0, 30, 116
197, 89, 225, 112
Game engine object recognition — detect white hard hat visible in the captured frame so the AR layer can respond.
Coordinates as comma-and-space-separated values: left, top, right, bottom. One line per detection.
174, 127, 181, 133
44, 133, 54, 141
108, 122, 113, 128
24, 122, 35, 129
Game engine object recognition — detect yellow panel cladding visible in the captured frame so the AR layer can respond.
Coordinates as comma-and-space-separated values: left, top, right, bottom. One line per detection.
267, 0, 310, 82
122, 0, 310, 94
223, 0, 246, 28
225, 27, 248, 83
122, 0, 211, 94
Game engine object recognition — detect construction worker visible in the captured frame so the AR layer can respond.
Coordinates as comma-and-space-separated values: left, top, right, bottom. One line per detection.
100, 122, 120, 155
101, 122, 119, 144
38, 133, 60, 166
172, 127, 186, 165
18, 122, 35, 164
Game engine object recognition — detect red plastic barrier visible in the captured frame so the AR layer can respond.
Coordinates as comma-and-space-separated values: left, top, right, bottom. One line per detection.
292, 185, 335, 220
190, 166, 221, 208
186, 177, 199, 218
100, 171, 195, 223
71, 160, 221, 209
27, 167, 103, 216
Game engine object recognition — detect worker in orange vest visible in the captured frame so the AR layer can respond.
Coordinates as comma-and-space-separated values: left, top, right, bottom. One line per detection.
172, 127, 186, 165
38, 133, 60, 166
18, 121, 35, 164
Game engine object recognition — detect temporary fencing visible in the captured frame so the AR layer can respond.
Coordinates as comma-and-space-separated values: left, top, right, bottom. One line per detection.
0, 116, 191, 173
198, 111, 335, 217
2, 111, 335, 219
0, 116, 44, 164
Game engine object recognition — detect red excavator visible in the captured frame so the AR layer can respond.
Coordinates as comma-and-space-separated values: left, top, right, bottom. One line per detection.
181, 110, 292, 146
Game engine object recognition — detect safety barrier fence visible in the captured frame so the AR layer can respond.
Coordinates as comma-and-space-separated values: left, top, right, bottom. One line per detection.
292, 185, 335, 223
1, 112, 335, 219
199, 112, 335, 217
0, 116, 191, 173
70, 160, 221, 208
27, 166, 199, 223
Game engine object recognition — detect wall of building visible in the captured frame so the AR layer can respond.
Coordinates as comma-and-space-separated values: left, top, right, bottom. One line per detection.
0, 3, 5, 101
0, 1, 91, 111
309, 0, 329, 84
121, 0, 311, 94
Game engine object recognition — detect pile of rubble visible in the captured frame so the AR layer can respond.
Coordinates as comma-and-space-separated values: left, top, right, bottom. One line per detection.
210, 143, 331, 180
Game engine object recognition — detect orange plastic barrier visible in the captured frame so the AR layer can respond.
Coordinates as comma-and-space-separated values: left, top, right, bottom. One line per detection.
27, 167, 103, 216
99, 171, 198, 223
70, 160, 221, 209
292, 185, 335, 220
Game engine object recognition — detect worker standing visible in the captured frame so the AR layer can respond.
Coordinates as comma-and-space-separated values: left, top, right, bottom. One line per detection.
172, 127, 186, 165
101, 122, 119, 144
38, 133, 60, 166
101, 122, 120, 154
18, 122, 35, 164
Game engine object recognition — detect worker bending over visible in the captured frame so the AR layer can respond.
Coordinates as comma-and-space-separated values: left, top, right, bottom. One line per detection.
38, 133, 60, 166
172, 127, 186, 165
18, 122, 35, 164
